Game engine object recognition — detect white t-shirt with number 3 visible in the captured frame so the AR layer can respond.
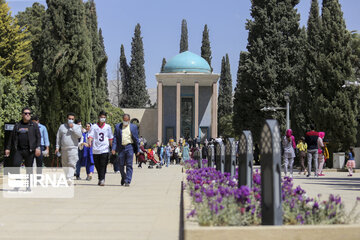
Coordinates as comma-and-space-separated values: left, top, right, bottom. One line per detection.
88, 123, 114, 154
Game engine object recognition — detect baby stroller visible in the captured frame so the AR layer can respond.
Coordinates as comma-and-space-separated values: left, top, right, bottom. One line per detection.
146, 149, 161, 169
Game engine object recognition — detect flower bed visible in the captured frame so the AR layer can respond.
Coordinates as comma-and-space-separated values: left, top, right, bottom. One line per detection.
184, 160, 359, 226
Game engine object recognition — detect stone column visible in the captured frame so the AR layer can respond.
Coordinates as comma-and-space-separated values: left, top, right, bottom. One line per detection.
176, 82, 181, 143
211, 82, 218, 138
194, 81, 199, 139
157, 82, 163, 143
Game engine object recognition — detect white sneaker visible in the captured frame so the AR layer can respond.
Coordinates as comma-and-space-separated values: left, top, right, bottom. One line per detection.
115, 171, 120, 174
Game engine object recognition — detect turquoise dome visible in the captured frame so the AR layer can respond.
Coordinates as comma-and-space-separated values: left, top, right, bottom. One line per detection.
163, 51, 211, 73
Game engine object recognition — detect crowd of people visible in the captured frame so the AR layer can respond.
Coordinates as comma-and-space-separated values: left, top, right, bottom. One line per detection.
5, 107, 141, 187
4, 107, 356, 192
281, 124, 355, 177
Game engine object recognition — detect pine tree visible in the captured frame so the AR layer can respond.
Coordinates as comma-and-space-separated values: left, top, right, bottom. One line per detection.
218, 54, 232, 135
38, 0, 93, 142
160, 57, 166, 73
119, 44, 130, 107
312, 0, 357, 150
232, 0, 303, 140
98, 29, 109, 100
180, 19, 188, 53
201, 24, 212, 71
128, 23, 149, 107
0, 0, 32, 83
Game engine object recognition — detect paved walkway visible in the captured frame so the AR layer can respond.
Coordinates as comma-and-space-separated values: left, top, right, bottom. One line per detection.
0, 165, 184, 240
291, 171, 360, 221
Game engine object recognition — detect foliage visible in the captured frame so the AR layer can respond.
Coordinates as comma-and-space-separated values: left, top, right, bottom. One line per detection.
160, 57, 166, 73
103, 102, 124, 131
0, 0, 32, 84
311, 0, 357, 151
180, 19, 188, 53
118, 44, 130, 107
218, 54, 233, 136
233, 0, 304, 141
38, 0, 94, 143
218, 114, 235, 138
201, 24, 212, 71
128, 23, 149, 108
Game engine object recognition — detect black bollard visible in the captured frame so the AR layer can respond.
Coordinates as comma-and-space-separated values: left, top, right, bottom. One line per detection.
215, 141, 225, 174
225, 138, 237, 178
238, 131, 253, 188
260, 120, 283, 225
207, 144, 215, 168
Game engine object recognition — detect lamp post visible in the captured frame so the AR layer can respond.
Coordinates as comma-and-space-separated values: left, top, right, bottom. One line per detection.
261, 93, 290, 130
284, 93, 290, 130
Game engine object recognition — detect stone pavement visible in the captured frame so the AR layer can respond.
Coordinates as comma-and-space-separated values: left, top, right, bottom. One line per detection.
291, 171, 360, 221
0, 164, 184, 240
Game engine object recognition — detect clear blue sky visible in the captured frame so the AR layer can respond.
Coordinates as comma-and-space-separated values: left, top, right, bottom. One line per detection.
7, 0, 360, 89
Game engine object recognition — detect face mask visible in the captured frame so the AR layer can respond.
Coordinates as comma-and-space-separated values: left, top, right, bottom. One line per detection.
100, 118, 106, 123
68, 119, 74, 124
123, 121, 129, 126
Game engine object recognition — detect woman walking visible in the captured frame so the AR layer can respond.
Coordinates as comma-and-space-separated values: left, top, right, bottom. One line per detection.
317, 132, 325, 176
182, 143, 190, 162
283, 129, 296, 178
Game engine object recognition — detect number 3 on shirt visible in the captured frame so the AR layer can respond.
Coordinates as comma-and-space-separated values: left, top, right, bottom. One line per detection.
99, 133, 105, 142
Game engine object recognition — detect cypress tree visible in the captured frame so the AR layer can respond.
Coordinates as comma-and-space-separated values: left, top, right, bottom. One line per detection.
38, 0, 93, 142
201, 24, 212, 71
218, 55, 232, 119
84, 1, 108, 119
232, 0, 303, 140
119, 44, 130, 107
16, 2, 46, 115
180, 19, 188, 53
160, 58, 166, 73
233, 51, 254, 135
218, 54, 233, 136
312, 0, 357, 150
128, 23, 149, 107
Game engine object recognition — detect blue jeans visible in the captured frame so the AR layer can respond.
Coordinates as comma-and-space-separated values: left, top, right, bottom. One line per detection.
75, 150, 82, 177
113, 156, 120, 172
119, 145, 134, 184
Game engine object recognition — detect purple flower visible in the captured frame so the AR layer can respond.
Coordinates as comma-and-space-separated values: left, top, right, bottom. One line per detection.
187, 209, 196, 218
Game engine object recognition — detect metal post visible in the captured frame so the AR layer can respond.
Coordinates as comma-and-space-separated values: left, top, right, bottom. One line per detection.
238, 131, 253, 188
207, 144, 215, 168
260, 120, 283, 225
225, 138, 236, 177
285, 93, 290, 130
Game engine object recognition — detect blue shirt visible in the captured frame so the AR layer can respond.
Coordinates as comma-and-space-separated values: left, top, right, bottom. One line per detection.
39, 123, 50, 147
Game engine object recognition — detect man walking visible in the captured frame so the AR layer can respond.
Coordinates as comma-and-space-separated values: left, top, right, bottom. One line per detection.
88, 111, 113, 186
5, 107, 41, 176
305, 124, 319, 177
31, 116, 50, 175
55, 113, 83, 183
112, 114, 139, 187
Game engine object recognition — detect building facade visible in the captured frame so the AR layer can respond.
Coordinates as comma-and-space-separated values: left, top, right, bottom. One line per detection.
156, 51, 220, 144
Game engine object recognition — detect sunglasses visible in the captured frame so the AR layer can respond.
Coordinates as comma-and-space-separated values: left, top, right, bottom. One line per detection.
23, 112, 31, 115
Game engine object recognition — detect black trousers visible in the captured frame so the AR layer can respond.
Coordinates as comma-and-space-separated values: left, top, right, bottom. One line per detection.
12, 149, 35, 174
93, 153, 108, 181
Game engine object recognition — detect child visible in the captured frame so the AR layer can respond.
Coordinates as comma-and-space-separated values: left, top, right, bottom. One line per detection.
346, 147, 356, 177
296, 137, 307, 175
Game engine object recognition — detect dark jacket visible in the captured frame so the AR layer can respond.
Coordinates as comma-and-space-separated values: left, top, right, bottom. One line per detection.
305, 131, 319, 150
112, 123, 140, 154
6, 121, 41, 152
